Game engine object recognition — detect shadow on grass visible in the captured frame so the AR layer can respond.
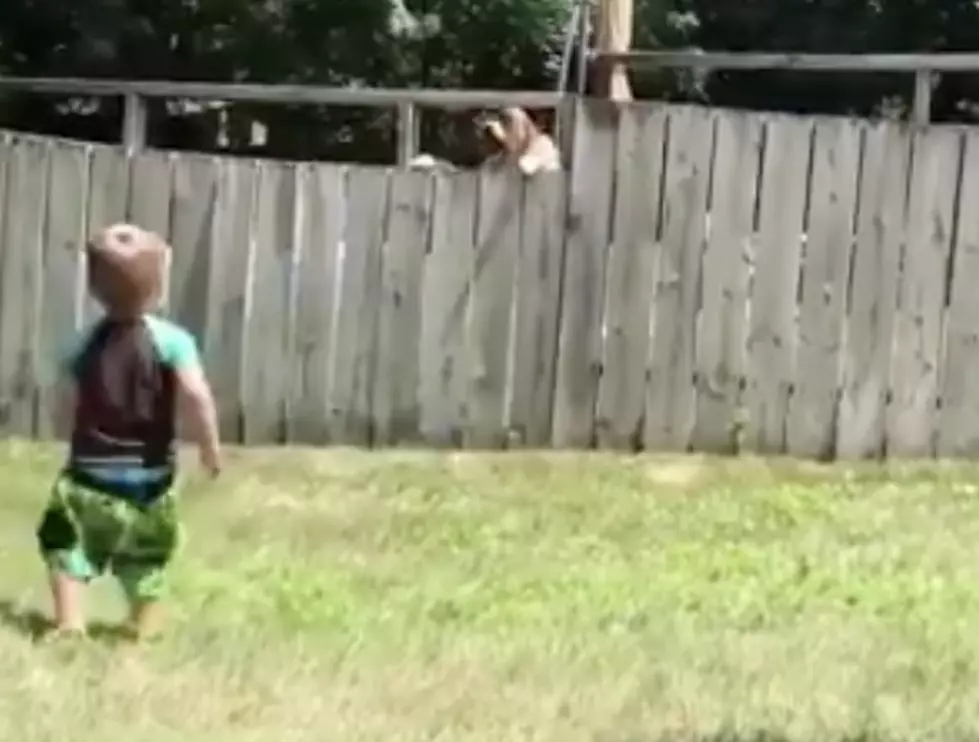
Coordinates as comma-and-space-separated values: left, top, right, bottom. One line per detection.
0, 599, 133, 644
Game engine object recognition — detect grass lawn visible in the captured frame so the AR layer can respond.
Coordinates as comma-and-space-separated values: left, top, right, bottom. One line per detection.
1, 442, 978, 741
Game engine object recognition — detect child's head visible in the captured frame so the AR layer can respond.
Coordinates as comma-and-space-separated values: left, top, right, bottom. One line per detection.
86, 223, 168, 319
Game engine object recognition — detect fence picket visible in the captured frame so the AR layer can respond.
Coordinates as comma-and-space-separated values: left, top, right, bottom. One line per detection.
508, 173, 566, 447
0, 136, 48, 436
596, 104, 666, 450
418, 172, 478, 446
465, 168, 522, 448
938, 130, 979, 457
39, 141, 89, 439
692, 111, 763, 454
742, 115, 813, 454
330, 168, 388, 445
786, 118, 861, 459
373, 170, 433, 445
836, 122, 910, 459
644, 106, 713, 452
552, 100, 618, 447
887, 127, 962, 457
288, 164, 345, 444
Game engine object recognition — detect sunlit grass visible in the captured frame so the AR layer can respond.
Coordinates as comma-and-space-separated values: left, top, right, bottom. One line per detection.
1, 442, 978, 740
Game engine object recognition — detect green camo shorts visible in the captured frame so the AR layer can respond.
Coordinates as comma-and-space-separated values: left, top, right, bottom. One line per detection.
36, 475, 182, 603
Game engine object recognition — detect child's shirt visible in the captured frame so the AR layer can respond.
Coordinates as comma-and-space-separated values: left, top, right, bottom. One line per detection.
60, 314, 201, 504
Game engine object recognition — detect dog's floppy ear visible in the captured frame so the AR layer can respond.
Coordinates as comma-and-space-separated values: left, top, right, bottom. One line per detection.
486, 119, 509, 147
500, 107, 537, 154
477, 107, 538, 152
476, 110, 508, 148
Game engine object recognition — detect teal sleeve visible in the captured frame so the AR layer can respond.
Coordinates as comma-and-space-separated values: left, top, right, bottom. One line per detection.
147, 317, 202, 370
162, 326, 201, 370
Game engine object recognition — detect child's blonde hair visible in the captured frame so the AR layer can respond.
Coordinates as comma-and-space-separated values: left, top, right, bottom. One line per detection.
86, 224, 168, 318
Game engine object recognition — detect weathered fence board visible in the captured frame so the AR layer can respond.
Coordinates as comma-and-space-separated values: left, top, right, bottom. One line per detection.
373, 170, 432, 445
241, 161, 297, 444
692, 111, 762, 454
169, 154, 220, 442
645, 106, 713, 451
743, 115, 813, 454
508, 174, 566, 447
0, 136, 47, 435
88, 145, 130, 227
288, 164, 344, 444
418, 172, 477, 445
282, 165, 305, 445
128, 150, 173, 313
886, 127, 961, 457
83, 146, 129, 323
168, 154, 217, 338
552, 100, 618, 447
938, 130, 979, 456
128, 150, 172, 244
595, 104, 666, 449
786, 118, 861, 459
836, 122, 910, 459
39, 141, 88, 438
331, 168, 387, 444
465, 169, 522, 448
207, 159, 258, 441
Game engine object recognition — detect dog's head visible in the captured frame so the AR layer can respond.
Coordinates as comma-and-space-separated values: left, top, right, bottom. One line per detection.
476, 107, 562, 175
477, 107, 538, 157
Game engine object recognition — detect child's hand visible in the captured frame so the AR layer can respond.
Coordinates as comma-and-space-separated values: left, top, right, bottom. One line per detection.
175, 363, 222, 480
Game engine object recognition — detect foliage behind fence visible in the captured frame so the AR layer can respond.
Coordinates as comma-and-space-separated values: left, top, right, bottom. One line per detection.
2, 99, 978, 458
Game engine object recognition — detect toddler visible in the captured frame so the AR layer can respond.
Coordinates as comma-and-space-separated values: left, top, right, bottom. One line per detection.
36, 223, 221, 639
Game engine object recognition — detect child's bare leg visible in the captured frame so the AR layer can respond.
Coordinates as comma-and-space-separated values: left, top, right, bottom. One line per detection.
49, 570, 86, 634
38, 502, 96, 636
117, 564, 168, 640
127, 600, 164, 639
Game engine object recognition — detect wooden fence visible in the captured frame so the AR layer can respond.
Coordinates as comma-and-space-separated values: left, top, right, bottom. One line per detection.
3, 99, 979, 458
0, 129, 568, 449
567, 101, 976, 460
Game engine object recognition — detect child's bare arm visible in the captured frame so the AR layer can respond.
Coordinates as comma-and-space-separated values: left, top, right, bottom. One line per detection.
175, 365, 221, 476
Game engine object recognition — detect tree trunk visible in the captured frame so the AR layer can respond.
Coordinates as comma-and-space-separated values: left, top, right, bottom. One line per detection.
594, 0, 633, 101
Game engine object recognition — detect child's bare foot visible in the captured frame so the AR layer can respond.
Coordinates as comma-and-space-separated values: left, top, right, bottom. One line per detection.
126, 600, 164, 641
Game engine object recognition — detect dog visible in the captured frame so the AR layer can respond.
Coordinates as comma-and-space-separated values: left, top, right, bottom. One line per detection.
478, 107, 562, 176
404, 108, 562, 175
